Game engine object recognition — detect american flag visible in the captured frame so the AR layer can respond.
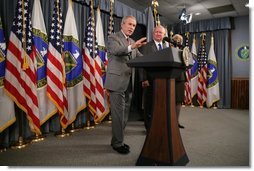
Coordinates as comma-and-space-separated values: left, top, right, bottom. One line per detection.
83, 2, 106, 123
0, 16, 16, 133
4, 0, 40, 134
96, 7, 110, 118
46, 0, 68, 128
107, 0, 114, 36
184, 32, 192, 105
197, 33, 208, 107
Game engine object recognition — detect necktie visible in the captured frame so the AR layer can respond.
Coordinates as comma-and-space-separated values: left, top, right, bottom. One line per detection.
126, 38, 131, 45
158, 43, 162, 50
127, 38, 131, 60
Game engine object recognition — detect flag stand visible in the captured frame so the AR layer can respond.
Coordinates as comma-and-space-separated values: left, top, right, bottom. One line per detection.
105, 114, 112, 123
69, 123, 81, 133
181, 102, 186, 107
11, 110, 30, 149
212, 103, 218, 109
0, 145, 7, 152
84, 112, 95, 130
11, 136, 29, 149
55, 127, 70, 138
31, 133, 45, 143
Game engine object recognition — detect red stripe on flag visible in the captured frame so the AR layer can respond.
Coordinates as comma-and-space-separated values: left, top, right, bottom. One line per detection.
4, 80, 40, 127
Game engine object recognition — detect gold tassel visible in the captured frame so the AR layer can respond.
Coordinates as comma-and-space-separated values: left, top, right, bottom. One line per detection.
22, 54, 29, 70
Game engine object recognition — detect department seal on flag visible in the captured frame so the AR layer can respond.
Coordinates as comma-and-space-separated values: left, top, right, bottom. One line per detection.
207, 60, 218, 88
0, 46, 4, 62
64, 50, 77, 74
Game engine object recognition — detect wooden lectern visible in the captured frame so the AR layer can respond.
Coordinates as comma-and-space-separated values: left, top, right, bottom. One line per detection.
127, 47, 190, 166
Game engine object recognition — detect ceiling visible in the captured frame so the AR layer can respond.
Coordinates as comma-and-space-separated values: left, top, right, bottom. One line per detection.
116, 0, 249, 25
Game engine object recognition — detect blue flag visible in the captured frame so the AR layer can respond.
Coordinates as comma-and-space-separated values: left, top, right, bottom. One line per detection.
63, 0, 86, 123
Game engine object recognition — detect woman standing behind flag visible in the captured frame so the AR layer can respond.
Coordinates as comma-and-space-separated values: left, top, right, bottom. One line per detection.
171, 34, 185, 129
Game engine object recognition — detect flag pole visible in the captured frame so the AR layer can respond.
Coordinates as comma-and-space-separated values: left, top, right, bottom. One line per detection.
0, 145, 7, 152
11, 108, 30, 149
212, 102, 218, 109
30, 133, 45, 143
55, 126, 70, 138
69, 122, 81, 132
55, 113, 70, 137
55, 127, 70, 138
83, 110, 95, 130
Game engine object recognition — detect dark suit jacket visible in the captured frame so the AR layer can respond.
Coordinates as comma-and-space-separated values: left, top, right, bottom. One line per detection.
104, 31, 142, 92
139, 40, 185, 103
139, 40, 167, 82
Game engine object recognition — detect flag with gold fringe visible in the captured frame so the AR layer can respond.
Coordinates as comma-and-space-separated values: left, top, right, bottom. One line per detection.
0, 16, 16, 133
32, 0, 57, 125
190, 35, 198, 99
47, 0, 68, 129
96, 6, 110, 118
63, 0, 86, 124
183, 32, 192, 105
207, 35, 220, 107
197, 33, 208, 107
83, 1, 107, 123
4, 0, 41, 134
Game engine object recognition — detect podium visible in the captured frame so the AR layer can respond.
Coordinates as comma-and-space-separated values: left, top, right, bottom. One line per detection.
127, 47, 190, 166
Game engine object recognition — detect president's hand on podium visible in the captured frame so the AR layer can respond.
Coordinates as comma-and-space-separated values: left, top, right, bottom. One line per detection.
131, 37, 146, 49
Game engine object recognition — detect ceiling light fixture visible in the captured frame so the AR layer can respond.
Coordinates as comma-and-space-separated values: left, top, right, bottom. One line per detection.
179, 8, 192, 24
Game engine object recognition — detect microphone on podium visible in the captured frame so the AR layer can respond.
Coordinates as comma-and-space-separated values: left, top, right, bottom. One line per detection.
163, 37, 183, 49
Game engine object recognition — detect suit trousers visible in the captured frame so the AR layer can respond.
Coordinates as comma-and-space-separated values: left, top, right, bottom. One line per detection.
109, 81, 132, 148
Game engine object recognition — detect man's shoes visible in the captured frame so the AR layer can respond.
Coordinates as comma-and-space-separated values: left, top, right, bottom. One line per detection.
124, 143, 130, 150
178, 124, 185, 129
112, 145, 130, 154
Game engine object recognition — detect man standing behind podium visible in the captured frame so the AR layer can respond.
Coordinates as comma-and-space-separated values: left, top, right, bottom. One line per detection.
139, 25, 167, 132
104, 15, 146, 154
140, 26, 185, 132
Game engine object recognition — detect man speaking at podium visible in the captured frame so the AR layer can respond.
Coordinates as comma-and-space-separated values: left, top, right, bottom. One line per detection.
104, 15, 146, 154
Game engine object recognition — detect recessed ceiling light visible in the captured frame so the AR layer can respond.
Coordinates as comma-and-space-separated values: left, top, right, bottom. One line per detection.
195, 12, 201, 16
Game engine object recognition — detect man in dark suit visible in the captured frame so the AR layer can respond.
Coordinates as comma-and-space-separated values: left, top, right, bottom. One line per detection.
104, 15, 146, 154
139, 25, 168, 132
139, 26, 185, 132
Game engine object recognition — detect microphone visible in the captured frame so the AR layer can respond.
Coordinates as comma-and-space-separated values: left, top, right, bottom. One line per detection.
163, 37, 174, 44
163, 37, 184, 49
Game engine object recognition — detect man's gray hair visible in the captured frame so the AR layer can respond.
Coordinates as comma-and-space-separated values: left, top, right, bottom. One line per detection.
121, 15, 136, 24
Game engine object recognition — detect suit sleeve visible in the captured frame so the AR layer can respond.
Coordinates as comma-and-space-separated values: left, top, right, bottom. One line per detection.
107, 34, 129, 57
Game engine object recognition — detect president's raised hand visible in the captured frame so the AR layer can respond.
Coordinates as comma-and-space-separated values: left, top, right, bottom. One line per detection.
131, 37, 147, 49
